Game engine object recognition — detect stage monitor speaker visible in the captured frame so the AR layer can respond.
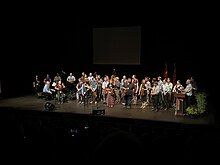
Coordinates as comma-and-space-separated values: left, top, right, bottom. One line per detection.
44, 101, 55, 112
91, 106, 105, 115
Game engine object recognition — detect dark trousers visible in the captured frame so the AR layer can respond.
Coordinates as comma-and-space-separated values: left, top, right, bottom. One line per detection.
141, 94, 147, 103
186, 95, 193, 108
83, 92, 89, 106
125, 95, 132, 108
158, 92, 163, 107
152, 95, 159, 110
164, 93, 171, 109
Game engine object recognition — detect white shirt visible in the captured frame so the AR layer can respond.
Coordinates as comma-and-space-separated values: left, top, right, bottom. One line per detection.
67, 75, 76, 83
163, 82, 173, 94
102, 81, 109, 89
185, 83, 193, 96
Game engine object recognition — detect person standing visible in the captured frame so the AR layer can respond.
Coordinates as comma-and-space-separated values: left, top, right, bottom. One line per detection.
66, 73, 76, 92
139, 79, 147, 109
163, 78, 173, 110
106, 79, 115, 108
124, 78, 134, 109
33, 75, 41, 96
151, 82, 160, 112
184, 79, 193, 108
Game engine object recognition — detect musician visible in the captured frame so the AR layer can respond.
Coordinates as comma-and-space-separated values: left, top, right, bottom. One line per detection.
139, 79, 147, 109
132, 75, 139, 105
81, 79, 91, 106
151, 82, 160, 111
113, 77, 121, 104
120, 75, 127, 105
151, 77, 157, 85
43, 74, 51, 84
163, 78, 173, 110
33, 75, 41, 96
54, 80, 66, 104
157, 76, 163, 109
184, 79, 193, 108
54, 73, 61, 83
76, 78, 83, 103
106, 79, 115, 108
81, 72, 87, 82
144, 77, 151, 105
43, 81, 52, 94
120, 75, 127, 87
124, 78, 134, 109
88, 73, 94, 82
161, 79, 167, 109
102, 76, 109, 103
43, 81, 54, 100
66, 72, 76, 92
90, 78, 98, 104
172, 80, 184, 93
96, 75, 103, 102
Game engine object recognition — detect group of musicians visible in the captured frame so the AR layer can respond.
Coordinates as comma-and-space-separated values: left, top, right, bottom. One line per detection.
33, 71, 197, 111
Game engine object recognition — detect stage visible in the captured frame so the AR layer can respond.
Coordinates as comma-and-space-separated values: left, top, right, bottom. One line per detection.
0, 94, 219, 164
0, 95, 215, 125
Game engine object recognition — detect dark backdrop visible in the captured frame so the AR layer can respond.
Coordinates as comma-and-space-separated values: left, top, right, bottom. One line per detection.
0, 13, 215, 106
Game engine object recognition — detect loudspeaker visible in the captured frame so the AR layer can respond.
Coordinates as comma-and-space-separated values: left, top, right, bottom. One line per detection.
92, 106, 105, 115
44, 102, 55, 111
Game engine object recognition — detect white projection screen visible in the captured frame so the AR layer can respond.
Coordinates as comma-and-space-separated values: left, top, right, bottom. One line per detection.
93, 26, 141, 65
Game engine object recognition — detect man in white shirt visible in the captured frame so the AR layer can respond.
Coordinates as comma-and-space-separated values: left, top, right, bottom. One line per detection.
184, 79, 193, 108
67, 73, 76, 92
163, 78, 173, 110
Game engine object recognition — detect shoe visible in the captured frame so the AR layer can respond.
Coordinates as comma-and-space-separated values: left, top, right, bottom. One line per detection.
140, 104, 143, 108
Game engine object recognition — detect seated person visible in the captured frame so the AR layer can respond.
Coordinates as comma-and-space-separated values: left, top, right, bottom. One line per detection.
43, 81, 54, 100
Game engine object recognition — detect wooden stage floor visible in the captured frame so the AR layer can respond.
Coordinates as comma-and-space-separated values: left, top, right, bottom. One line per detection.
0, 95, 215, 125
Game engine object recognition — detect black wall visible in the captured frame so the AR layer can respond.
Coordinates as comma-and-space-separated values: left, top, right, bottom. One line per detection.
1, 14, 214, 100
